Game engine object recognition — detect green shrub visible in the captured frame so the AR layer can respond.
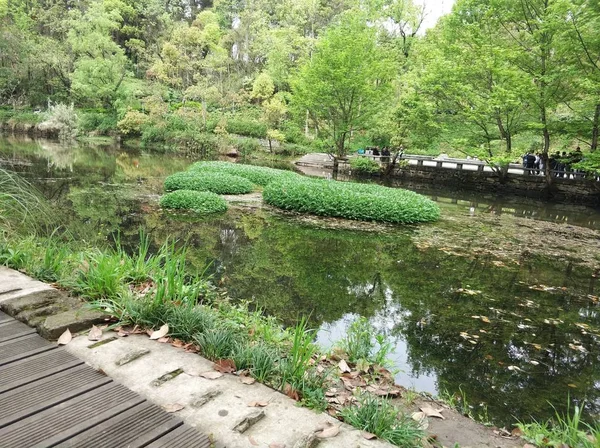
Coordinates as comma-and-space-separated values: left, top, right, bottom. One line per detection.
350, 157, 381, 175
160, 190, 228, 214
164, 171, 254, 195
262, 177, 440, 224
79, 111, 118, 134
189, 161, 299, 186
117, 110, 150, 136
225, 119, 267, 139
230, 136, 262, 155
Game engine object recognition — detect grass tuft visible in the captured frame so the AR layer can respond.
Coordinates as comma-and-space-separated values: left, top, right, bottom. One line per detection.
341, 393, 424, 447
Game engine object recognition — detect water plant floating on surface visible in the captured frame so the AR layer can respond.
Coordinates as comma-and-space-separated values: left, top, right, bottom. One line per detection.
160, 190, 228, 214
263, 177, 440, 224
188, 161, 299, 186
164, 171, 254, 195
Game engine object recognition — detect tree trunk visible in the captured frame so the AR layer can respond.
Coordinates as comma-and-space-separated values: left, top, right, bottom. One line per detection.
305, 110, 309, 138
592, 103, 600, 152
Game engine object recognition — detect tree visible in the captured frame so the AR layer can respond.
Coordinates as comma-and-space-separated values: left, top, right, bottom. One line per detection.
68, 2, 131, 107
292, 13, 395, 170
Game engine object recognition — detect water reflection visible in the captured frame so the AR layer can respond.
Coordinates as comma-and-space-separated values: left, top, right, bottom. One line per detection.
2, 137, 600, 426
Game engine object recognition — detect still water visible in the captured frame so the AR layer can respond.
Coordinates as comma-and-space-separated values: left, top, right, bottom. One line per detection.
2, 136, 600, 426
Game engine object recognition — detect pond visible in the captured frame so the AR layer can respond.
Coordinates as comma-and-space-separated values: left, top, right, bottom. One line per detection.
2, 136, 600, 427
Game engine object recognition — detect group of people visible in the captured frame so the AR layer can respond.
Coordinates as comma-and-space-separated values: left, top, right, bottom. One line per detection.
357, 146, 398, 163
522, 147, 587, 178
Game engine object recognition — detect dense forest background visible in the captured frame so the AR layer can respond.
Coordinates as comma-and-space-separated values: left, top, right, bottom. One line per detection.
1, 0, 599, 169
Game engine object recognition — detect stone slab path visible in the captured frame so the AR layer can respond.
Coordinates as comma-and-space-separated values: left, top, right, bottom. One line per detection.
0, 310, 211, 448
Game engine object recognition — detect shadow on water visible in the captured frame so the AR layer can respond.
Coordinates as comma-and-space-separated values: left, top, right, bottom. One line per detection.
2, 137, 600, 426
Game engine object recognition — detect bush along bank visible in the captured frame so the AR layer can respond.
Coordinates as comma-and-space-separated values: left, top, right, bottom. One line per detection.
166, 162, 440, 224
0, 231, 426, 447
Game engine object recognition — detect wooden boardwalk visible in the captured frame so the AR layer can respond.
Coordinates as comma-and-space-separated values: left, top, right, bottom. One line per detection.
0, 311, 210, 448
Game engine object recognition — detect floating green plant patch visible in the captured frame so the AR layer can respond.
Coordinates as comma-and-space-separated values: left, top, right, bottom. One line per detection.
164, 171, 254, 195
160, 190, 228, 214
188, 161, 299, 186
263, 177, 440, 224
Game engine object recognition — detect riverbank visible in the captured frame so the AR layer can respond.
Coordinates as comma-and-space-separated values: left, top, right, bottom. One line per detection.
0, 266, 520, 447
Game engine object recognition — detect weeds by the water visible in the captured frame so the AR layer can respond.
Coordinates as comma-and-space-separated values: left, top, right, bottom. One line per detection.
341, 393, 424, 447
336, 316, 394, 367
517, 402, 599, 448
0, 168, 53, 234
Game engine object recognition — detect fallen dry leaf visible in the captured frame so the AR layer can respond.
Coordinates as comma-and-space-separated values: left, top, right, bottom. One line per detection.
171, 339, 185, 348
338, 359, 351, 373
57, 329, 72, 345
269, 443, 285, 448
157, 337, 170, 343
362, 432, 377, 440
199, 371, 223, 380
87, 325, 102, 341
214, 359, 236, 373
523, 444, 537, 448
315, 423, 340, 439
117, 329, 129, 337
240, 375, 256, 385
149, 324, 169, 340
411, 411, 430, 430
248, 435, 259, 446
283, 383, 300, 401
163, 403, 184, 413
247, 401, 269, 407
419, 405, 445, 420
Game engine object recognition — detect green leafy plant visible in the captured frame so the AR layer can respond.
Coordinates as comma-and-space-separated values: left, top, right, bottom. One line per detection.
188, 161, 299, 186
336, 317, 394, 367
160, 190, 228, 214
341, 393, 424, 447
279, 316, 317, 386
350, 157, 381, 175
263, 176, 440, 224
164, 171, 254, 195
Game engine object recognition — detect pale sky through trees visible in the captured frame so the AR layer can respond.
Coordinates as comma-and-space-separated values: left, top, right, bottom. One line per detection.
417, 0, 455, 30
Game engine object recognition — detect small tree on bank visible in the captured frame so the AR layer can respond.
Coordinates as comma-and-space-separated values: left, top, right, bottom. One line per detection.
291, 14, 395, 171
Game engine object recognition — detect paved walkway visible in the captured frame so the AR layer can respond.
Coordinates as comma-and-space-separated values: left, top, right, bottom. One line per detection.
0, 310, 210, 448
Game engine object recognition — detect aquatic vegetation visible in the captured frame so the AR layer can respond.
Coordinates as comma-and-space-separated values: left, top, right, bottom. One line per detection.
164, 171, 254, 195
340, 393, 424, 446
160, 190, 228, 214
188, 161, 299, 186
263, 177, 440, 224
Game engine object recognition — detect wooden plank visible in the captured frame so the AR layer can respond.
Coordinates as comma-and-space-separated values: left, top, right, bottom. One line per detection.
0, 333, 55, 366
0, 364, 112, 429
0, 382, 144, 448
0, 311, 12, 323
55, 402, 183, 448
146, 424, 212, 448
0, 348, 84, 393
0, 319, 36, 343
